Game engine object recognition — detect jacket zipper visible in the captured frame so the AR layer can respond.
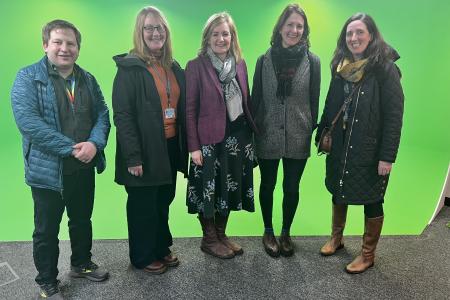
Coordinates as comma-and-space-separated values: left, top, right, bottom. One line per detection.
339, 85, 362, 190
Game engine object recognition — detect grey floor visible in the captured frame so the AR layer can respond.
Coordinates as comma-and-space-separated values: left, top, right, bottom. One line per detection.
1, 207, 449, 300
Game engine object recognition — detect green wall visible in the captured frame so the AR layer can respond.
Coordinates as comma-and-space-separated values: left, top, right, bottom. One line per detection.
1, 0, 449, 241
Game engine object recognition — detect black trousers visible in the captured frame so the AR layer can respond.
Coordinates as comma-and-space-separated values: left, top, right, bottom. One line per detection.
125, 137, 178, 269
258, 158, 307, 231
31, 168, 95, 285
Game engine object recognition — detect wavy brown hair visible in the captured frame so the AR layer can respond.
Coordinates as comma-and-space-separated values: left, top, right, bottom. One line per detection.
270, 3, 310, 48
331, 12, 392, 73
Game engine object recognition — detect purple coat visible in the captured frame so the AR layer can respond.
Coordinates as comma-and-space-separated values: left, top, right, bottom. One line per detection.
185, 55, 256, 152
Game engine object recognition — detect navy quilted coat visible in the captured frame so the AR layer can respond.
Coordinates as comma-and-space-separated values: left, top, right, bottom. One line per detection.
316, 61, 404, 205
11, 57, 111, 192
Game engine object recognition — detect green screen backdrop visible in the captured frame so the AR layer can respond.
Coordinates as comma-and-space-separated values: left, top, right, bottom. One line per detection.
1, 0, 449, 241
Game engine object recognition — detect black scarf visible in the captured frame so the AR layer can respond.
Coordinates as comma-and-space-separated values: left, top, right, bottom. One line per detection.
271, 42, 307, 98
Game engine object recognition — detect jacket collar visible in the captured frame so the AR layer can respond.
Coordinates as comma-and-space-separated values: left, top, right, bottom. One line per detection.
113, 53, 181, 75
198, 55, 247, 101
34, 56, 50, 84
199, 55, 222, 98
35, 56, 85, 85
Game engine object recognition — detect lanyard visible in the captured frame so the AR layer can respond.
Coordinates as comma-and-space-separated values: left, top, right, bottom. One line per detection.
150, 64, 171, 107
66, 76, 76, 104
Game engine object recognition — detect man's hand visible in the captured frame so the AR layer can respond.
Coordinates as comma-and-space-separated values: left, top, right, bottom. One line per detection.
128, 165, 143, 177
73, 142, 97, 163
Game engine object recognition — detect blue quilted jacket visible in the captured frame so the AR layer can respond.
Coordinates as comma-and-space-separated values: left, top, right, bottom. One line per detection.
11, 56, 111, 192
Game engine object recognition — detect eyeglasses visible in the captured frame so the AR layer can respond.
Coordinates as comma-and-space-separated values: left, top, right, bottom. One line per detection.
143, 25, 165, 34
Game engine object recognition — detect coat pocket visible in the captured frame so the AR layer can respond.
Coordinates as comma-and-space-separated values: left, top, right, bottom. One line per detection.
358, 137, 378, 166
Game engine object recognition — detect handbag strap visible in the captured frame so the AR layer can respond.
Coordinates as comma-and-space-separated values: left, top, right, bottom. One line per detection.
329, 81, 363, 130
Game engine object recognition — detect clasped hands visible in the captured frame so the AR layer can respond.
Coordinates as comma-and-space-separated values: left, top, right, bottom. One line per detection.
72, 141, 97, 164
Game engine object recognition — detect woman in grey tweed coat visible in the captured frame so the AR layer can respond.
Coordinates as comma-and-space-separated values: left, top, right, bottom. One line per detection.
251, 4, 320, 257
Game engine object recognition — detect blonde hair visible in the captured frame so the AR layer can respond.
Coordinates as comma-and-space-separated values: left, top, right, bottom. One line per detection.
131, 6, 173, 69
199, 12, 242, 62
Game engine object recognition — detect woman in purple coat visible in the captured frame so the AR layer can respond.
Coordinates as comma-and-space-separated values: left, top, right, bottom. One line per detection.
185, 12, 257, 259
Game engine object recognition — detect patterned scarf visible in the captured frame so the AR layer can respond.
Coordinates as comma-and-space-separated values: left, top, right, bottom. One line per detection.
337, 58, 368, 82
271, 42, 307, 98
207, 47, 243, 121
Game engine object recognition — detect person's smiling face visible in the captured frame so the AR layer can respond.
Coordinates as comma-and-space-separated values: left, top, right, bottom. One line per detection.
43, 28, 79, 72
346, 20, 372, 60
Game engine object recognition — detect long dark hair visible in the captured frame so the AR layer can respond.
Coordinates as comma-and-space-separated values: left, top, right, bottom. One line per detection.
331, 13, 392, 73
270, 3, 310, 48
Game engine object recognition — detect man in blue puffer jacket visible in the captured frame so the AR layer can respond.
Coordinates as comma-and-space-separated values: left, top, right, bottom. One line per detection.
11, 19, 110, 300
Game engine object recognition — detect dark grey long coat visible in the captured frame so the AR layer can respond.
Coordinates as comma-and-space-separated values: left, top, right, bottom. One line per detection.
316, 61, 404, 205
252, 49, 321, 159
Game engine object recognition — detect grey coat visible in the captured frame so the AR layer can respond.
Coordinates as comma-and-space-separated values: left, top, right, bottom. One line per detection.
252, 49, 321, 159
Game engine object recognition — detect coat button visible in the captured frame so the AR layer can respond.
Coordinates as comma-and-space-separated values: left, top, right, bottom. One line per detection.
345, 171, 349, 174
355, 119, 359, 122
350, 145, 353, 149
361, 91, 365, 95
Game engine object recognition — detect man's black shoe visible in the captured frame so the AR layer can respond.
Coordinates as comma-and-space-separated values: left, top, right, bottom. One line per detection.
69, 261, 109, 282
37, 282, 63, 299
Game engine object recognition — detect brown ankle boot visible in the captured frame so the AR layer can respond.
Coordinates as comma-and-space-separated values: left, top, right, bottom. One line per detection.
346, 215, 384, 274
279, 233, 294, 257
215, 213, 243, 255
320, 204, 348, 256
198, 215, 234, 259
262, 232, 280, 258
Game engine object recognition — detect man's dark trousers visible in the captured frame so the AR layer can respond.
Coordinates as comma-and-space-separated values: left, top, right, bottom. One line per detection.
31, 168, 95, 285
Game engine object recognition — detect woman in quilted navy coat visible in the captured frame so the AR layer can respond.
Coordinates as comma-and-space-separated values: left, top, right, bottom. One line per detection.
316, 13, 404, 274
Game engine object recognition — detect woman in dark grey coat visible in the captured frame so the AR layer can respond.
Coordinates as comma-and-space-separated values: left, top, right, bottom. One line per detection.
316, 13, 404, 274
252, 4, 320, 258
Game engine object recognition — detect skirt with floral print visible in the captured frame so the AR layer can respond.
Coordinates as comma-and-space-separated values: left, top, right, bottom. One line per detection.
186, 124, 255, 219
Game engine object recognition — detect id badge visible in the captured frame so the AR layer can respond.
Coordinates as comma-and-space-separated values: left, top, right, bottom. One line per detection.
164, 107, 175, 119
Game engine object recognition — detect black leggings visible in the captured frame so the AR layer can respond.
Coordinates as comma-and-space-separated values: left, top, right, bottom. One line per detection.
258, 158, 307, 231
363, 203, 384, 218
332, 197, 384, 218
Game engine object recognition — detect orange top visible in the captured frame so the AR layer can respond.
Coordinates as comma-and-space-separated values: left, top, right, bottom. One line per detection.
147, 64, 180, 138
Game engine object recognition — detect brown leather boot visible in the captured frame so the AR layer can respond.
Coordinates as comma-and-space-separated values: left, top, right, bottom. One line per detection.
279, 233, 294, 257
320, 204, 348, 256
215, 213, 243, 255
346, 215, 384, 274
262, 232, 280, 258
198, 215, 235, 259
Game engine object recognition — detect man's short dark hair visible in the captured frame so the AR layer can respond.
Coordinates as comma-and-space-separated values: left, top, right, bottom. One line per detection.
42, 19, 81, 49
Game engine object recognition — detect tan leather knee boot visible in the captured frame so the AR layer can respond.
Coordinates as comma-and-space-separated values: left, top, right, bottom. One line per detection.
320, 204, 348, 256
346, 215, 384, 274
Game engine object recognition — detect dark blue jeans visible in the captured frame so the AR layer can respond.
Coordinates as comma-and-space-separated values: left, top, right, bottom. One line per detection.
31, 168, 95, 285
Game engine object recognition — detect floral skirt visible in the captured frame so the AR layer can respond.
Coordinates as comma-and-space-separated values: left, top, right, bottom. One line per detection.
186, 125, 255, 219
